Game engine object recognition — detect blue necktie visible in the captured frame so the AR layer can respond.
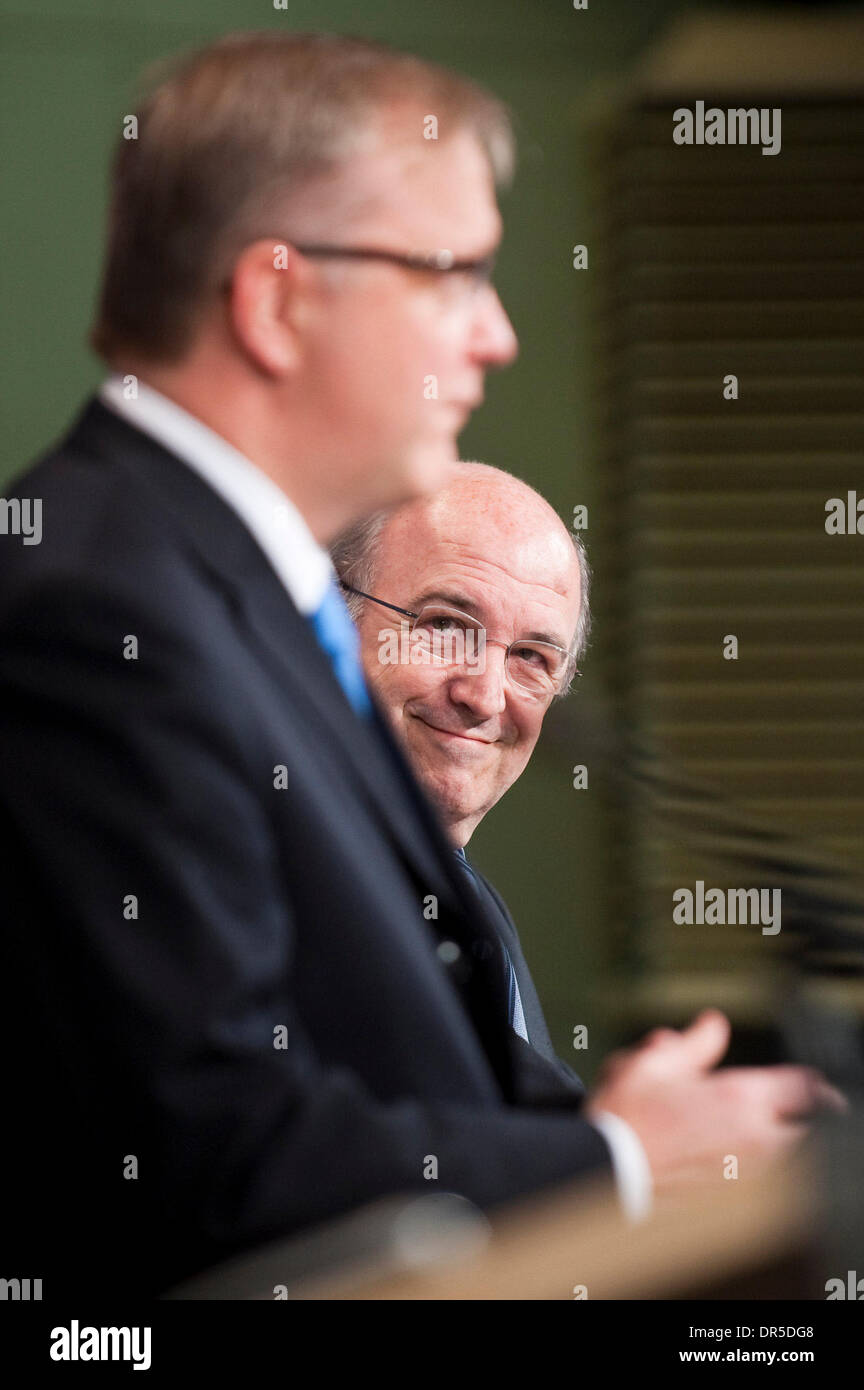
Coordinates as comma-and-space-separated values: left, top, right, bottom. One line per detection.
307, 580, 372, 718
454, 848, 529, 1042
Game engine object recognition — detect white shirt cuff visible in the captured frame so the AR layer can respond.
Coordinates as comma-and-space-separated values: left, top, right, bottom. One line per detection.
589, 1110, 653, 1223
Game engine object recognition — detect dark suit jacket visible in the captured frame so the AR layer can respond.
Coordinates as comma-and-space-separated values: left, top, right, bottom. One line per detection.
0, 396, 611, 1297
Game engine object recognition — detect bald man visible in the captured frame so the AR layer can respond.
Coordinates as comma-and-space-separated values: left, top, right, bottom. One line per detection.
334, 463, 845, 1213
334, 463, 586, 1071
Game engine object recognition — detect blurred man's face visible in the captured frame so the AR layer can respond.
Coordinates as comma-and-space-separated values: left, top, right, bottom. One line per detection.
298, 129, 518, 514
354, 479, 581, 847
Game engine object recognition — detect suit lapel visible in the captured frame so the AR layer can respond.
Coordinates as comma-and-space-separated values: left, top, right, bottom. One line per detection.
475, 870, 560, 1061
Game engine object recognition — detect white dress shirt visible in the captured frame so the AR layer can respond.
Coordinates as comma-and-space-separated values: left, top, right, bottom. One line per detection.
590, 1109, 653, 1222
98, 372, 653, 1223
99, 374, 332, 615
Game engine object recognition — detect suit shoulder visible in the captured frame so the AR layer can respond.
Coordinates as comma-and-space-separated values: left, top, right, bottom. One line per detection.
0, 429, 207, 624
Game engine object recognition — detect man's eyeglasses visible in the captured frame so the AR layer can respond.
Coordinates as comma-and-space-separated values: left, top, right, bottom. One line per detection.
220, 242, 497, 295
294, 244, 496, 292
341, 583, 579, 700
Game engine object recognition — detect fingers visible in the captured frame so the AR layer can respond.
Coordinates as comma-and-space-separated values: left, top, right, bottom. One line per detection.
679, 1008, 731, 1067
816, 1080, 849, 1113
640, 1009, 731, 1071
720, 1065, 849, 1120
769, 1066, 849, 1119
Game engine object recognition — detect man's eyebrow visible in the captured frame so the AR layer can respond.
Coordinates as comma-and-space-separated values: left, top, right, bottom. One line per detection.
409, 589, 569, 650
409, 588, 479, 613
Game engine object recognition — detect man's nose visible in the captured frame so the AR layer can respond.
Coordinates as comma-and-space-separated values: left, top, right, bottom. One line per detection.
446, 645, 508, 718
471, 286, 518, 367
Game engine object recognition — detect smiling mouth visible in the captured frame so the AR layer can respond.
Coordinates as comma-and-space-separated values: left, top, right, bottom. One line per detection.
415, 716, 490, 745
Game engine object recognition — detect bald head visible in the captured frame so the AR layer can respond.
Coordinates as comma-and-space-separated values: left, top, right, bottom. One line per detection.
333, 463, 588, 846
336, 462, 590, 678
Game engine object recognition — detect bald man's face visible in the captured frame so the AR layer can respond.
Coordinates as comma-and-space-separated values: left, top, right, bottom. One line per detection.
354, 482, 581, 846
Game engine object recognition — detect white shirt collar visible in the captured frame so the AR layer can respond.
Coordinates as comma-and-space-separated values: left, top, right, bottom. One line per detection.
98, 373, 332, 615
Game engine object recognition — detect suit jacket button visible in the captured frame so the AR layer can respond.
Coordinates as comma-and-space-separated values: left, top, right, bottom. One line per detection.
437, 939, 472, 984
437, 940, 462, 964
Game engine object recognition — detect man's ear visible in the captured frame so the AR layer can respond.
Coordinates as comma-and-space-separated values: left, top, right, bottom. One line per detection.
224, 238, 311, 376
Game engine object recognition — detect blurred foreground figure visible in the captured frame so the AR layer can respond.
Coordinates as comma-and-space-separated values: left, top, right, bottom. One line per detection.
0, 32, 841, 1301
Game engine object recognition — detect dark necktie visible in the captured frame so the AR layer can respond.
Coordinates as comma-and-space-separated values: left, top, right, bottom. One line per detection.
453, 848, 529, 1042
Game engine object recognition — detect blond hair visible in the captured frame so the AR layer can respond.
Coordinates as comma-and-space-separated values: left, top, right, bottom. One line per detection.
89, 31, 515, 364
